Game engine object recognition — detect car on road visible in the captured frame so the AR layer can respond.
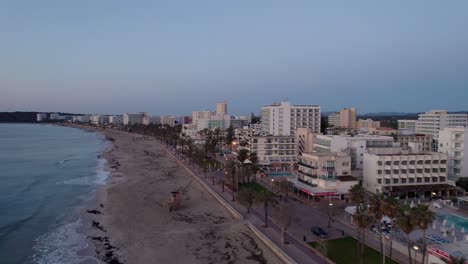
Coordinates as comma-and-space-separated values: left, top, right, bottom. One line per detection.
311, 226, 328, 238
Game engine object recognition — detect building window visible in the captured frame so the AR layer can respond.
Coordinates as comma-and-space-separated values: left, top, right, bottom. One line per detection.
424, 160, 431, 165
439, 177, 446, 182
432, 177, 438, 182
441, 160, 447, 164
432, 168, 438, 173
402, 161, 408, 165
385, 161, 391, 165
377, 170, 382, 175
410, 160, 416, 165
417, 160, 423, 165
425, 169, 431, 173
409, 178, 415, 183
432, 160, 439, 164
377, 161, 383, 166
401, 169, 407, 174
417, 169, 423, 173
440, 168, 446, 173
385, 170, 391, 175
378, 179, 382, 184
393, 170, 399, 174
417, 178, 422, 183
385, 179, 391, 184
394, 161, 400, 165
409, 169, 415, 174
401, 178, 407, 183
393, 179, 399, 184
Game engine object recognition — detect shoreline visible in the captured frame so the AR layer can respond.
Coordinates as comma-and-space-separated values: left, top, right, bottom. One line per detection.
66, 125, 283, 264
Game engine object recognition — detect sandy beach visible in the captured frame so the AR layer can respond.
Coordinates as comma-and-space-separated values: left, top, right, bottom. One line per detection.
80, 127, 283, 264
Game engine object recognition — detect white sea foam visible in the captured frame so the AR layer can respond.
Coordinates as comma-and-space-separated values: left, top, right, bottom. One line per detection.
58, 159, 109, 186
32, 219, 98, 264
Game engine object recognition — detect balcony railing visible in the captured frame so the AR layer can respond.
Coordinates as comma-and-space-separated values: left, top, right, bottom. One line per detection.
298, 161, 318, 169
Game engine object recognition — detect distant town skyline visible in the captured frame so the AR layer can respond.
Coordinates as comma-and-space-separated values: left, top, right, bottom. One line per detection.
2, 1, 468, 115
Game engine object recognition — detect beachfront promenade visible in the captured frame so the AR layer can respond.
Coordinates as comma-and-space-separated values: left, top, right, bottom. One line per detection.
160, 144, 325, 264
159, 143, 412, 264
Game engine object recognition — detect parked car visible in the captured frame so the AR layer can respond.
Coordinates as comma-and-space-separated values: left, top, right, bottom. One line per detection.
311, 226, 328, 238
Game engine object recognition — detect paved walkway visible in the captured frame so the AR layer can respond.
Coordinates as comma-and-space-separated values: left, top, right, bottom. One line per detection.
161, 144, 326, 264
158, 142, 411, 264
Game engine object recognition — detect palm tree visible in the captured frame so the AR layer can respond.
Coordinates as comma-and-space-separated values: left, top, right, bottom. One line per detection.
369, 193, 386, 264
383, 196, 399, 260
354, 203, 373, 264
225, 158, 238, 201
349, 183, 366, 204
395, 203, 415, 264
256, 189, 278, 227
237, 187, 258, 213
412, 204, 435, 264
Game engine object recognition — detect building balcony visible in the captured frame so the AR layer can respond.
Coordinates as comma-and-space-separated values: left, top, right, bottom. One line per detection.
297, 161, 318, 169
298, 170, 317, 178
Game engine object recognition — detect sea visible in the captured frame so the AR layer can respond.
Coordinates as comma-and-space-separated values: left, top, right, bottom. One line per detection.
0, 123, 109, 264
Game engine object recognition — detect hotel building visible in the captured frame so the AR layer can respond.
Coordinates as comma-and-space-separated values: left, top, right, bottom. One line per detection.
398, 120, 418, 134
438, 127, 468, 180
396, 134, 432, 152
328, 107, 356, 129
416, 110, 468, 139
363, 146, 456, 197
123, 112, 146, 125
248, 135, 296, 169
357, 119, 381, 130
292, 152, 358, 198
260, 101, 320, 136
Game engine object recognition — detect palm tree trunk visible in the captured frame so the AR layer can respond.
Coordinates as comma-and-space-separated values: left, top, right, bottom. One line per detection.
357, 227, 361, 259
379, 219, 384, 264
407, 234, 413, 264
422, 230, 427, 264
361, 231, 366, 264
264, 203, 269, 227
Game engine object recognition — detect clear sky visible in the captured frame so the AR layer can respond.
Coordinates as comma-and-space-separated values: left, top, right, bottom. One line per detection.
1, 1, 467, 115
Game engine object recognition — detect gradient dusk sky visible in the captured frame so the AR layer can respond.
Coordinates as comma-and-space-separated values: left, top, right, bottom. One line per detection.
1, 1, 468, 115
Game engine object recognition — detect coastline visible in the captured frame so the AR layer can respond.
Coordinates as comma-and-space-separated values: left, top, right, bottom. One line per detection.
67, 125, 283, 264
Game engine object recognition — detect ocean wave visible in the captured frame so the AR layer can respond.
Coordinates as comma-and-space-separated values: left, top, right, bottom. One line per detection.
32, 218, 98, 264
57, 159, 109, 186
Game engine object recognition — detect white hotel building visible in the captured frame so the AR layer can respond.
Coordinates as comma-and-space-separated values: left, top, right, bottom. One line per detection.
438, 127, 468, 180
416, 110, 467, 139
123, 112, 146, 125
363, 146, 456, 197
313, 134, 398, 172
248, 135, 296, 169
260, 102, 321, 136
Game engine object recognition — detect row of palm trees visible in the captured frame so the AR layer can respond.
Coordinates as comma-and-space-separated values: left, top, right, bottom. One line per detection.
349, 184, 435, 264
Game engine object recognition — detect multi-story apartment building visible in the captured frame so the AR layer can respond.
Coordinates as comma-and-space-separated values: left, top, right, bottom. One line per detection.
36, 113, 47, 122
248, 135, 296, 169
327, 107, 356, 129
108, 115, 123, 125
328, 112, 341, 128
398, 120, 418, 134
260, 101, 320, 136
160, 116, 176, 127
438, 127, 468, 180
396, 134, 432, 152
293, 152, 358, 198
313, 134, 398, 172
357, 119, 381, 130
123, 112, 146, 125
363, 148, 455, 197
215, 102, 227, 117
229, 116, 250, 129
416, 110, 468, 139
296, 128, 316, 156
143, 116, 161, 125
90, 115, 101, 125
